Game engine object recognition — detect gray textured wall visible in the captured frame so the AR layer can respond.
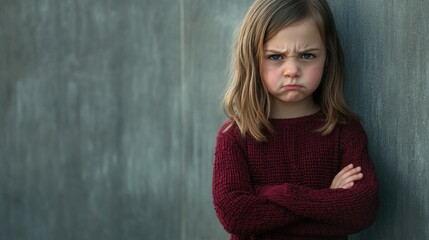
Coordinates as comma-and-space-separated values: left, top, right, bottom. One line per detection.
0, 0, 427, 240
330, 1, 429, 239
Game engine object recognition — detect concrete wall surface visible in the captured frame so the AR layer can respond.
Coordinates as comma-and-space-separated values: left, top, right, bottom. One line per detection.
0, 0, 427, 239
329, 1, 429, 239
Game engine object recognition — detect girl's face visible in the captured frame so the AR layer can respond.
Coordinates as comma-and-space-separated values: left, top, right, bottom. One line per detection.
260, 18, 326, 115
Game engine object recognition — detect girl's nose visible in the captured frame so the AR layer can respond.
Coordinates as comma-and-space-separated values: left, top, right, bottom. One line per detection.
283, 60, 300, 78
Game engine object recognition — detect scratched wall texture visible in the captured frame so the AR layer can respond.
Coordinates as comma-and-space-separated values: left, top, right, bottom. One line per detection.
0, 0, 427, 240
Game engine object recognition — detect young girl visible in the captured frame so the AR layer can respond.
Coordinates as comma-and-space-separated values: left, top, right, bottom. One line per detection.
212, 0, 379, 239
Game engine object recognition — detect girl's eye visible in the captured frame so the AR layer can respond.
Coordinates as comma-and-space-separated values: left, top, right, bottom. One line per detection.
268, 54, 283, 61
301, 53, 315, 60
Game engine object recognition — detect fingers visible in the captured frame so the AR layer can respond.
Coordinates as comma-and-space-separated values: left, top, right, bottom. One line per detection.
339, 172, 363, 189
330, 164, 363, 189
336, 164, 354, 177
330, 164, 354, 188
342, 182, 354, 189
337, 166, 362, 185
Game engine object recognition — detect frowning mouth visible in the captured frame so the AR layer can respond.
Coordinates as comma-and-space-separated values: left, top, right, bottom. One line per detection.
283, 84, 303, 90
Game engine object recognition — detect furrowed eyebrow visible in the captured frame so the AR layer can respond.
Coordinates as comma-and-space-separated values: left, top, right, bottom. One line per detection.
264, 48, 321, 53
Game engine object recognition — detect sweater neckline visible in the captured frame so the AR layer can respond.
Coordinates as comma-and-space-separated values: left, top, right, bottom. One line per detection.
269, 111, 323, 125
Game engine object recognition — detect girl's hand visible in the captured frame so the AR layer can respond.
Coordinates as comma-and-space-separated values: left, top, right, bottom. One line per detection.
330, 164, 363, 189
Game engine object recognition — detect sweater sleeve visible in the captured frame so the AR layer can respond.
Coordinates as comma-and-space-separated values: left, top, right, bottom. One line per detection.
255, 120, 379, 234
212, 122, 302, 236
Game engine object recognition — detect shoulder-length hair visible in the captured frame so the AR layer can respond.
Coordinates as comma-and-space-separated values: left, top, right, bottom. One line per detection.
223, 0, 357, 141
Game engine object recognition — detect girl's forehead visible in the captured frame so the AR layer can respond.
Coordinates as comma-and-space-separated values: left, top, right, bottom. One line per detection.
264, 19, 324, 50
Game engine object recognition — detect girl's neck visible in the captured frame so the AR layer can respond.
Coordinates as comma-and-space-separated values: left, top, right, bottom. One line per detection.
270, 98, 320, 119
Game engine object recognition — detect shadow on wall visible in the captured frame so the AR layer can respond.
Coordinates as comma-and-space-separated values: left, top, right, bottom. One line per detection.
333, 0, 429, 239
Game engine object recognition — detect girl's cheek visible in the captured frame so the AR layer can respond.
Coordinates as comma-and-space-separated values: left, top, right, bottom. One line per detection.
305, 65, 324, 83
264, 65, 282, 78
266, 70, 280, 81
261, 65, 281, 85
263, 69, 282, 87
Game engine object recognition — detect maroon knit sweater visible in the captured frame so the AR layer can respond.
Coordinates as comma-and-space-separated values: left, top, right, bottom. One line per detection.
212, 112, 378, 240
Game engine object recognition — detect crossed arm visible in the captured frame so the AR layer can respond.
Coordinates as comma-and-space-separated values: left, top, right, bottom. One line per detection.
255, 162, 377, 237
212, 123, 379, 237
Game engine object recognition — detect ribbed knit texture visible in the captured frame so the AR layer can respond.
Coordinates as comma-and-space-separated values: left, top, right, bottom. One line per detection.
212, 112, 378, 240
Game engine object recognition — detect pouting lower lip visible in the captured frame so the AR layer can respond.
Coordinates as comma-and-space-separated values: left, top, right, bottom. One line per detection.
283, 85, 303, 90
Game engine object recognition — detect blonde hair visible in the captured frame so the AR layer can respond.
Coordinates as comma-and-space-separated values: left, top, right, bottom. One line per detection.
223, 0, 357, 141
